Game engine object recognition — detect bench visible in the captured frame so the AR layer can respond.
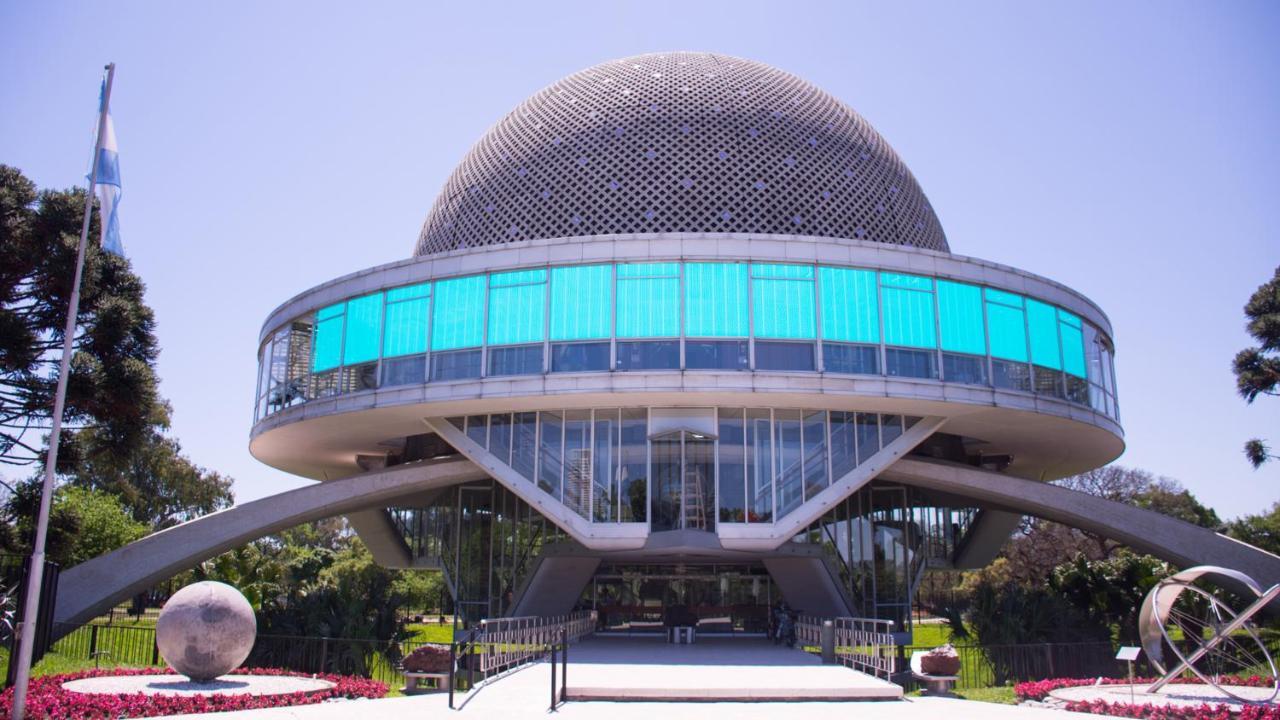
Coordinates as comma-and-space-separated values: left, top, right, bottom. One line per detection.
909, 652, 959, 696
402, 671, 450, 695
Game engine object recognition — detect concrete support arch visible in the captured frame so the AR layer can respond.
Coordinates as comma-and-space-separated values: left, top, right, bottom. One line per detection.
53, 457, 486, 631
883, 458, 1280, 587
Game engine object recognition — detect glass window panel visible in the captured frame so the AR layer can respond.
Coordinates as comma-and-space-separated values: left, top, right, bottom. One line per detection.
880, 272, 933, 291
1026, 299, 1062, 370
881, 273, 936, 349
311, 308, 344, 373
511, 412, 538, 480
592, 409, 620, 522
616, 262, 679, 338
1066, 375, 1089, 405
717, 409, 746, 523
488, 269, 546, 346
823, 343, 879, 375
942, 353, 987, 385
1059, 311, 1087, 379
551, 341, 610, 372
746, 409, 773, 523
310, 369, 338, 399
802, 410, 829, 501
651, 433, 681, 531
685, 262, 749, 337
256, 338, 272, 419
985, 289, 1029, 362
936, 280, 986, 355
991, 359, 1032, 392
774, 410, 803, 518
881, 415, 903, 445
885, 347, 937, 379
755, 341, 815, 371
685, 340, 749, 370
383, 292, 429, 358
381, 354, 425, 387
538, 411, 563, 497
431, 275, 486, 351
316, 303, 345, 321
487, 344, 544, 376
819, 267, 879, 344
550, 265, 612, 341
343, 292, 383, 365
489, 413, 513, 465
466, 415, 489, 449
340, 362, 378, 393
855, 413, 879, 465
429, 348, 481, 381
829, 411, 857, 478
752, 264, 816, 339
616, 340, 679, 370
563, 410, 591, 518
620, 409, 648, 522
1034, 366, 1065, 398
386, 282, 430, 302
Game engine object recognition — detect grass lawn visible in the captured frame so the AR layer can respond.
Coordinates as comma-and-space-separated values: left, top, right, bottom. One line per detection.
910, 622, 958, 648
907, 686, 1017, 704
405, 623, 454, 644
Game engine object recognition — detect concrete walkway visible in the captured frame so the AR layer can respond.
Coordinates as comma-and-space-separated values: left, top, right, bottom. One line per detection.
562, 636, 901, 700
159, 637, 1101, 719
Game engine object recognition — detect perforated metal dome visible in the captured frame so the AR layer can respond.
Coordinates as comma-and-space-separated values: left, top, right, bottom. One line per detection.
415, 52, 948, 256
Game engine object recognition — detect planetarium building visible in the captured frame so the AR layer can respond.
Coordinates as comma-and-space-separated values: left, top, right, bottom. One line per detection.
244, 52, 1127, 634
54, 52, 1280, 640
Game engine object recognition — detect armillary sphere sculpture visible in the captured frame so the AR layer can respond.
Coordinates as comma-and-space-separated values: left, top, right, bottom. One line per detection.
1138, 565, 1280, 703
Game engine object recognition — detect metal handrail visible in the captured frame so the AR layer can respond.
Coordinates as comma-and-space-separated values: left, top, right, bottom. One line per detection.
449, 610, 595, 710
798, 615, 897, 681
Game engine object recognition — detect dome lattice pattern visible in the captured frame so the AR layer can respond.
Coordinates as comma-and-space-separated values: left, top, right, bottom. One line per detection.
415, 52, 948, 256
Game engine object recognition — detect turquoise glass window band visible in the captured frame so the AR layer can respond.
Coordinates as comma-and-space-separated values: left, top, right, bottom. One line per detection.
343, 292, 383, 365
431, 275, 487, 351
985, 289, 1028, 362
550, 265, 611, 341
383, 296, 428, 357
488, 269, 546, 345
312, 313, 344, 372
752, 264, 815, 339
881, 273, 936, 349
1026, 298, 1062, 370
819, 267, 878, 343
936, 280, 985, 355
616, 263, 680, 338
685, 262, 748, 337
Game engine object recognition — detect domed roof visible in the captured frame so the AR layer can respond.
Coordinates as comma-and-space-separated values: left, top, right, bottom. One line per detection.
415, 52, 948, 256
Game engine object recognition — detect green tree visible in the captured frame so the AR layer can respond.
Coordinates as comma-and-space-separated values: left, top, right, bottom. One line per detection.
1048, 550, 1170, 646
0, 165, 162, 469
1226, 501, 1280, 556
1233, 266, 1280, 467
63, 427, 233, 529
3, 481, 146, 567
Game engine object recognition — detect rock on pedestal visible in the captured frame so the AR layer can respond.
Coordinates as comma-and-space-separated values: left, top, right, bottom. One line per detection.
156, 581, 257, 682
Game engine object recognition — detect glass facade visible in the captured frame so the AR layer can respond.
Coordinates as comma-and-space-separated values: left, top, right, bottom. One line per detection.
452, 408, 913, 529
256, 261, 1118, 423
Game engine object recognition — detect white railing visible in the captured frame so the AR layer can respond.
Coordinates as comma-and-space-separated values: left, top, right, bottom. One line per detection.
797, 615, 897, 681
472, 611, 596, 674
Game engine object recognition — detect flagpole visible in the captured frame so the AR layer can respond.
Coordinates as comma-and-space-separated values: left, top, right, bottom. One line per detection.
10, 62, 115, 720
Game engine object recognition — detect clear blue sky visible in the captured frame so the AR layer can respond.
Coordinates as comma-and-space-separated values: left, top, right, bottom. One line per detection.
2, 1, 1277, 519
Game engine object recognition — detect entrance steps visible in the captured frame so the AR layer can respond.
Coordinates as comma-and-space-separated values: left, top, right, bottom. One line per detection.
561, 637, 902, 702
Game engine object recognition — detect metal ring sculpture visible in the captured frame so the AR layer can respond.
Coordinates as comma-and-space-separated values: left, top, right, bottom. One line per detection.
1138, 566, 1280, 703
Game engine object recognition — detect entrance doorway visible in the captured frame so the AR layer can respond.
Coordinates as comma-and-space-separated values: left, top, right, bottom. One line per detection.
586, 564, 776, 635
650, 431, 715, 532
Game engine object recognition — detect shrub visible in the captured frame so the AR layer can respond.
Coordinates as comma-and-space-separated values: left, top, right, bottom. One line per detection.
0, 667, 387, 719
401, 644, 452, 673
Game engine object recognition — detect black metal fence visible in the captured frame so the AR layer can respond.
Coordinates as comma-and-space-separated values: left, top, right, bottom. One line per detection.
902, 641, 1120, 689
38, 622, 441, 691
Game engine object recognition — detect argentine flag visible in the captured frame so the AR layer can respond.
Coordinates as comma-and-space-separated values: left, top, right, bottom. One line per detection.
94, 80, 124, 257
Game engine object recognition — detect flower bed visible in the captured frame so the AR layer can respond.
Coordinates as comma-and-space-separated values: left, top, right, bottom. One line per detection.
0, 667, 388, 719
1016, 676, 1279, 720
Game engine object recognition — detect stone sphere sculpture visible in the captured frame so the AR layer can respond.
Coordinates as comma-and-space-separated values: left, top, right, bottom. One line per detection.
155, 581, 257, 682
